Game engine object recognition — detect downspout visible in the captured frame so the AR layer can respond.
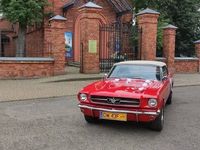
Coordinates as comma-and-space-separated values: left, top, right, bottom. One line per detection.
116, 13, 123, 54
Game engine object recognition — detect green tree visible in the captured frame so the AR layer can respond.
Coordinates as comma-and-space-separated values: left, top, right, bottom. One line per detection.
159, 0, 200, 56
132, 0, 200, 56
0, 0, 48, 56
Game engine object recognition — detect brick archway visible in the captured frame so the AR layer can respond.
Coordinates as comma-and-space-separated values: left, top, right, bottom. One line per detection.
74, 11, 108, 63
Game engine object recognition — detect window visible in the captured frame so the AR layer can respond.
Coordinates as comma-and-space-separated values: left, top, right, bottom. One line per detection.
108, 64, 161, 81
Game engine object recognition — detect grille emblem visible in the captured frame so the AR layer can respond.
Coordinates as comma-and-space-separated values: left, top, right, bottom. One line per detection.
107, 98, 120, 104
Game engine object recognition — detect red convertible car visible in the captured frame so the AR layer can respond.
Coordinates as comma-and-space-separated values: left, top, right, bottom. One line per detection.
78, 61, 173, 131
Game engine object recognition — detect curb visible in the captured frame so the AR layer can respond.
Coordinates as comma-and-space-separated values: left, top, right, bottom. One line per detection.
0, 95, 75, 104
45, 77, 102, 83
174, 84, 200, 88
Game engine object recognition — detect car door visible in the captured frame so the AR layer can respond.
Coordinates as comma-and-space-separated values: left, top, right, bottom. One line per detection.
162, 66, 171, 103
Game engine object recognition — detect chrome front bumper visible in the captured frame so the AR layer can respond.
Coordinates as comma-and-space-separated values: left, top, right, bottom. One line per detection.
78, 104, 160, 116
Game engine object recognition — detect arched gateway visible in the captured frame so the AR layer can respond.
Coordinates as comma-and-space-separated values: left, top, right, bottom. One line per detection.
64, 0, 134, 73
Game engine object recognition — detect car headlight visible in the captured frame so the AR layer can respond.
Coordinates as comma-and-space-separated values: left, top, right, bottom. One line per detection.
80, 93, 87, 101
148, 99, 158, 107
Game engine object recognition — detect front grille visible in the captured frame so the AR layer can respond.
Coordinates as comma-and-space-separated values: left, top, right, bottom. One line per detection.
90, 95, 140, 107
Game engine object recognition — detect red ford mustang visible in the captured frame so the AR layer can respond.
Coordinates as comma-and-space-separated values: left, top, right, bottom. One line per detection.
78, 61, 173, 131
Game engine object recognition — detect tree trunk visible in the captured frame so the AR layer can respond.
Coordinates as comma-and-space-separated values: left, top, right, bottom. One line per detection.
16, 25, 26, 57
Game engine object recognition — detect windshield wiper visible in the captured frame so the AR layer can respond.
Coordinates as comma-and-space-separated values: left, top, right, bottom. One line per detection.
131, 77, 145, 79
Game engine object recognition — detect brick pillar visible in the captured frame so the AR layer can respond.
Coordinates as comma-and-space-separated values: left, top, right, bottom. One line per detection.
194, 40, 200, 72
163, 24, 177, 72
0, 30, 1, 56
45, 15, 67, 75
78, 2, 103, 74
136, 8, 160, 60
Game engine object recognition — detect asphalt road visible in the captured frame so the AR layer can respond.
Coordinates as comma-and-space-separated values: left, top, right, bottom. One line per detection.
0, 86, 200, 150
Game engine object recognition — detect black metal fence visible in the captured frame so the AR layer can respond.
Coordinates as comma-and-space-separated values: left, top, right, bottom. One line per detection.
99, 22, 139, 72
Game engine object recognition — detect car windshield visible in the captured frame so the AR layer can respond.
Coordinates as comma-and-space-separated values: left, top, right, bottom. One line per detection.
108, 64, 161, 80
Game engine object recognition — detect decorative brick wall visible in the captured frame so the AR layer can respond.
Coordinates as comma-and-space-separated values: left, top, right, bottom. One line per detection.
157, 57, 199, 73
175, 58, 199, 73
0, 15, 67, 79
0, 58, 54, 79
174, 41, 200, 73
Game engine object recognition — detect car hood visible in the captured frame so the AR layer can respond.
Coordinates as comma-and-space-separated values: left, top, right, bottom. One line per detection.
81, 78, 163, 98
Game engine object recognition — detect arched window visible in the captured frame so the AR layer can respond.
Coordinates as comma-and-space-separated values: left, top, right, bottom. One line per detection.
1, 34, 10, 43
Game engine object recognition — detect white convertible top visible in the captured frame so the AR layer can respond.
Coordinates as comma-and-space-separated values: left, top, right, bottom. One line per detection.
115, 60, 166, 67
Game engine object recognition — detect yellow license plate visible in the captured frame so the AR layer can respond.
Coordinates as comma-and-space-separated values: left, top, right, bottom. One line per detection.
100, 112, 127, 121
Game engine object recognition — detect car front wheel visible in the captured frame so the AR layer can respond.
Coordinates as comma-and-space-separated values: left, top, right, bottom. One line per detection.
166, 91, 172, 105
84, 115, 98, 123
150, 108, 164, 131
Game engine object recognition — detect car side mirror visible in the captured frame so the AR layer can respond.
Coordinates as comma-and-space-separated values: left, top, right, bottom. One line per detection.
103, 73, 108, 79
162, 76, 168, 81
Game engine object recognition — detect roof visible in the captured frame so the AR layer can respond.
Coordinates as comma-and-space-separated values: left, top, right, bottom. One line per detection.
62, 0, 75, 11
62, 0, 132, 14
107, 0, 132, 13
115, 61, 166, 67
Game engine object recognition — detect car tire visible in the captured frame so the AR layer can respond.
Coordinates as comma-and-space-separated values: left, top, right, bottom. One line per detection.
150, 108, 164, 131
84, 115, 98, 123
166, 91, 172, 105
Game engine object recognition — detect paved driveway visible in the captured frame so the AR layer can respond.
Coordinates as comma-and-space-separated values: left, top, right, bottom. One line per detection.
0, 86, 200, 150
